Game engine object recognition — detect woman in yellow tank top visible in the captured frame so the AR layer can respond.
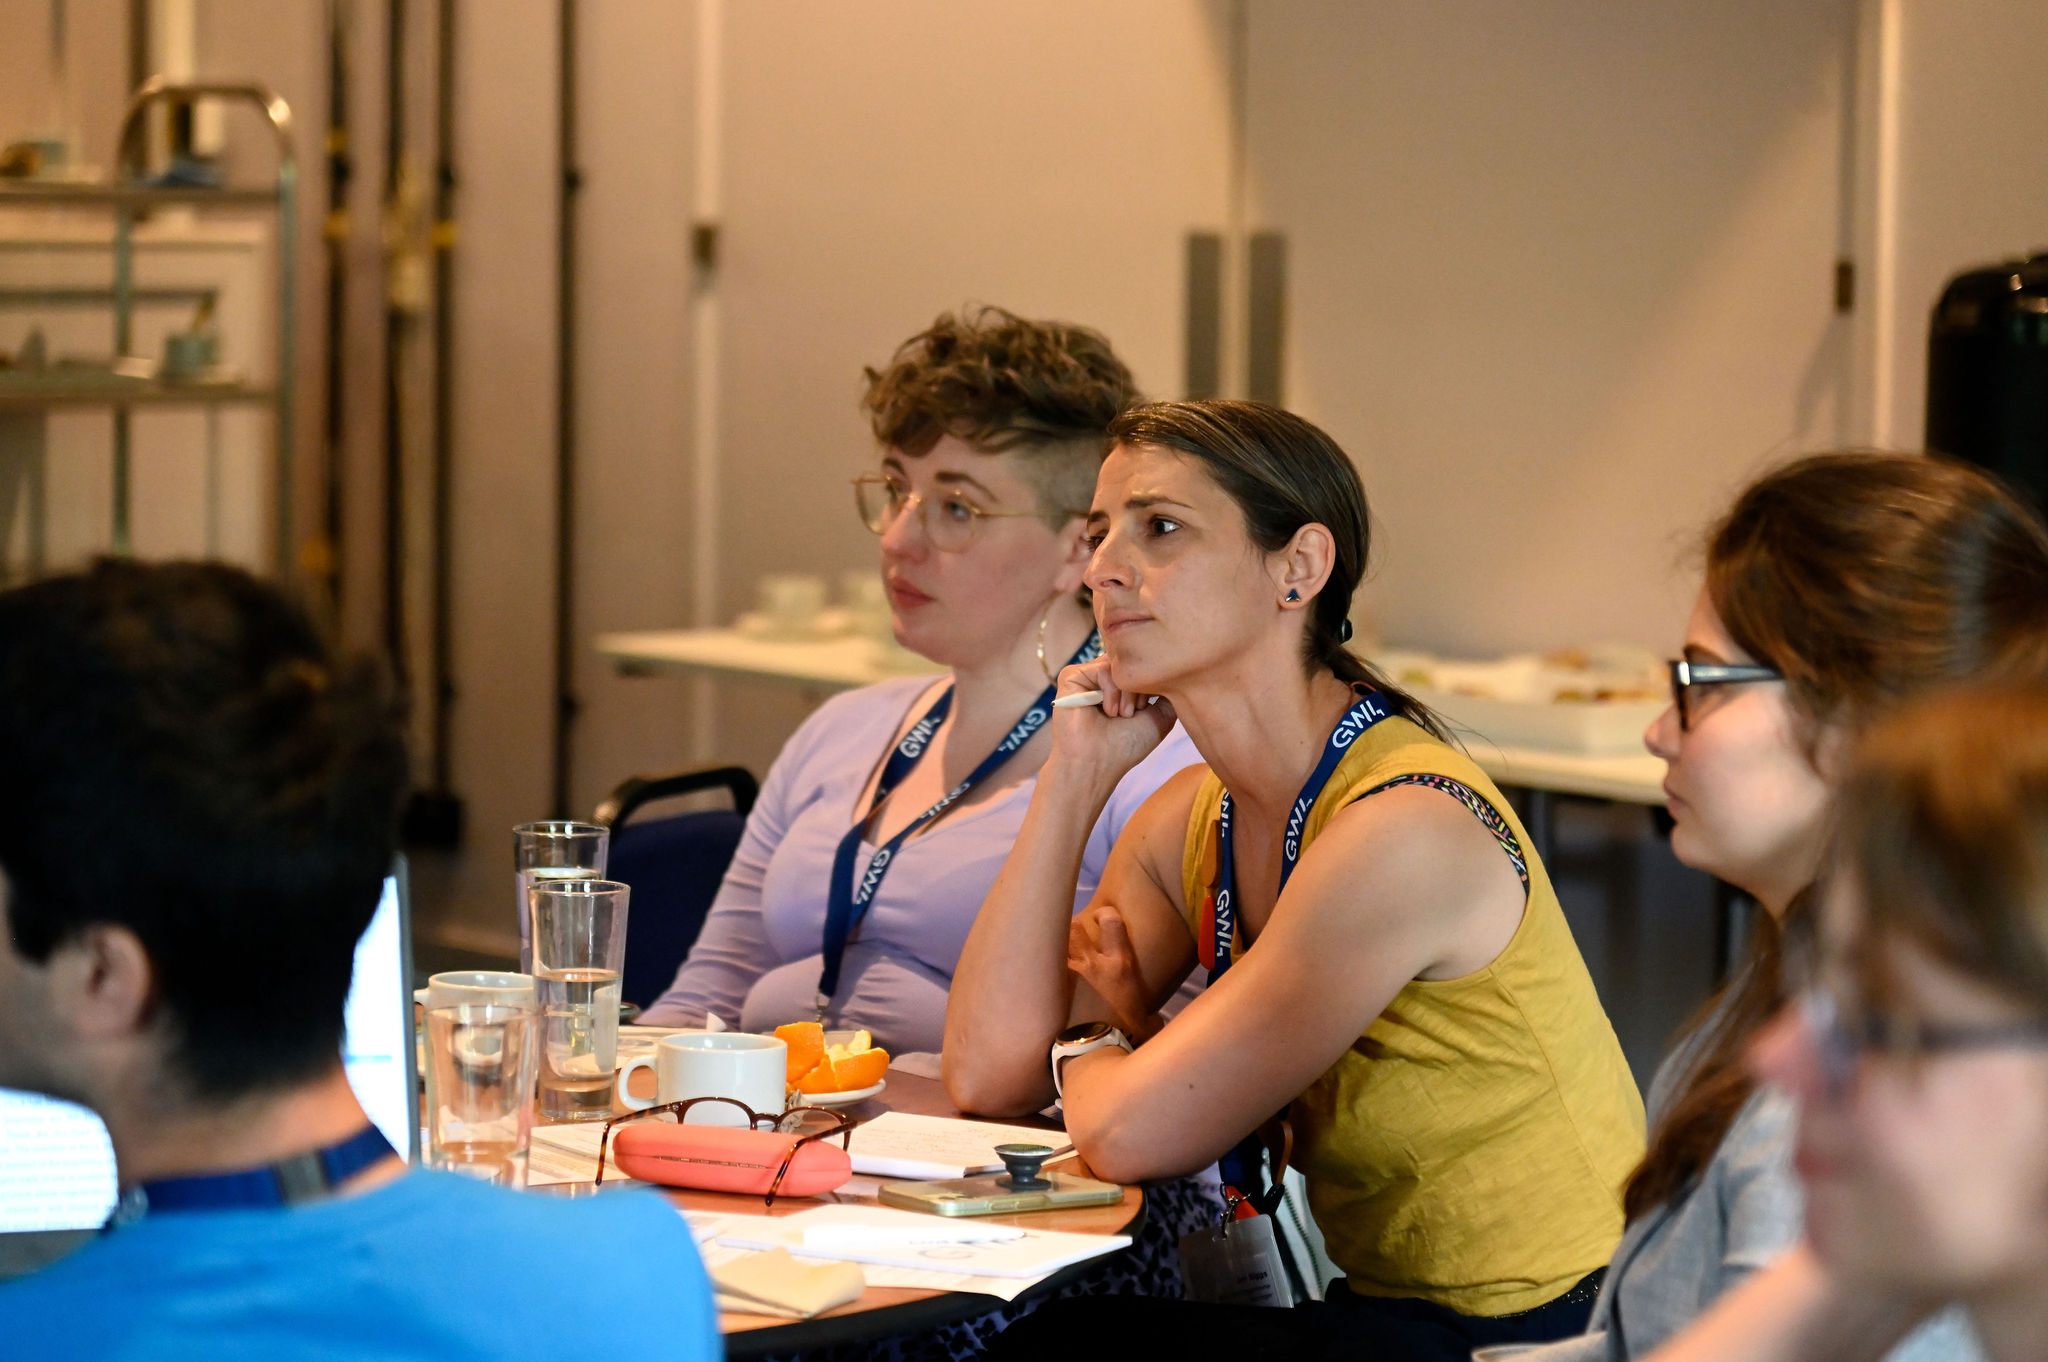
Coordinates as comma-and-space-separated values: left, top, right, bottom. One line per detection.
946, 400, 1644, 1361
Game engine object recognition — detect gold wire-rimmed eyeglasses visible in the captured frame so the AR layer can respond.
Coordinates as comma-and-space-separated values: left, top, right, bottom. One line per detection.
852, 475, 1044, 553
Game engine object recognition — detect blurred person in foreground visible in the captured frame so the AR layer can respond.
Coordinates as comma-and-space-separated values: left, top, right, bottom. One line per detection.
1640, 684, 2048, 1362
0, 560, 716, 1361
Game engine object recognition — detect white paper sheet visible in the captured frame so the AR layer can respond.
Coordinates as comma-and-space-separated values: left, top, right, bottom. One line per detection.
844, 1112, 1072, 1180
707, 1204, 1128, 1280
526, 1122, 610, 1187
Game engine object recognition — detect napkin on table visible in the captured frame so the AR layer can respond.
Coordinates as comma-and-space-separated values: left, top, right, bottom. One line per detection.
711, 1249, 866, 1319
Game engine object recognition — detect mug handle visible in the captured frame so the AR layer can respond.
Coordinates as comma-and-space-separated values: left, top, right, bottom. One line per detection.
614, 1053, 657, 1112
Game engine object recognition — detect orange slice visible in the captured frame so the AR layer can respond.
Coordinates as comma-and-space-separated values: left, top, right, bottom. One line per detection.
795, 1045, 891, 1094
774, 1021, 825, 1087
825, 1046, 889, 1092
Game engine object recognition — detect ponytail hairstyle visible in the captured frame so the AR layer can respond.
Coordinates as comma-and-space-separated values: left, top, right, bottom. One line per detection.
1104, 399, 1443, 739
1624, 451, 2048, 1219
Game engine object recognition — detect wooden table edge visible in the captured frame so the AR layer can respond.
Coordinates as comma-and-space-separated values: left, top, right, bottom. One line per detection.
711, 1181, 1148, 1356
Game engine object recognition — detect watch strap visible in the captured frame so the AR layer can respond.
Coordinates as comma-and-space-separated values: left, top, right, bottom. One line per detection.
1050, 1026, 1132, 1099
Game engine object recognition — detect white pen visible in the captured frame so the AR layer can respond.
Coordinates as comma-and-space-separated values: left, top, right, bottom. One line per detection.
1051, 690, 1159, 710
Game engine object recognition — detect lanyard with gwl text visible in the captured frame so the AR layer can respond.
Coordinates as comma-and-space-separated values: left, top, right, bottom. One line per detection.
815, 630, 1102, 1017
1206, 687, 1395, 1213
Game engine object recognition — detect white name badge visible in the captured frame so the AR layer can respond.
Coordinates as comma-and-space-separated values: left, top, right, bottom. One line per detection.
1178, 1213, 1294, 1308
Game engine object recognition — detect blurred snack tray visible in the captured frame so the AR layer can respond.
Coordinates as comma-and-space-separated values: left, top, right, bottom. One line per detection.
1368, 645, 1664, 756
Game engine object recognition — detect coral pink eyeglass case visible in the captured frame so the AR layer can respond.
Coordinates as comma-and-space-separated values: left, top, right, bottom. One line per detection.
610, 1121, 853, 1197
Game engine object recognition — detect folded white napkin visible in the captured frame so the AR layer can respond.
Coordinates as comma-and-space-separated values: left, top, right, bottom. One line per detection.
711, 1249, 866, 1319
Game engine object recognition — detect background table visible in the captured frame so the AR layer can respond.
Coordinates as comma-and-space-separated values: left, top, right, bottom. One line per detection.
578, 1066, 1144, 1356
592, 625, 1668, 860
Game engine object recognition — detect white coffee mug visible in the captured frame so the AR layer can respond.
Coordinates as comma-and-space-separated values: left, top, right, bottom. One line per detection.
758, 573, 826, 635
425, 970, 536, 1011
614, 1032, 787, 1126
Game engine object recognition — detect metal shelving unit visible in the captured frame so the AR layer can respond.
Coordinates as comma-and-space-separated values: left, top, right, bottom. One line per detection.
0, 79, 296, 574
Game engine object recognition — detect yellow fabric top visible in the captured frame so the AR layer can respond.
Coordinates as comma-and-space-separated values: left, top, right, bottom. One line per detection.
1179, 715, 1645, 1316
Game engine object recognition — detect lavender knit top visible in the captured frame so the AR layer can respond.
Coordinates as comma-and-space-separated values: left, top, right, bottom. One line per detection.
640, 673, 1202, 1054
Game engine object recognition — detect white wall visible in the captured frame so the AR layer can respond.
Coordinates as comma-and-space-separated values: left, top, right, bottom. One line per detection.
435, 0, 558, 947
565, 2, 700, 816
693, 0, 1234, 786
1874, 0, 2048, 446
714, 0, 1232, 619
1247, 0, 1858, 659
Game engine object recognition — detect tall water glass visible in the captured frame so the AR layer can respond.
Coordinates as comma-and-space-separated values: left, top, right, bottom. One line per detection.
513, 821, 609, 973
425, 1003, 538, 1186
530, 878, 630, 1122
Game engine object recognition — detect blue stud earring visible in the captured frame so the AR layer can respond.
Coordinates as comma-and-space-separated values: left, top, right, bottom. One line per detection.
1285, 589, 1300, 603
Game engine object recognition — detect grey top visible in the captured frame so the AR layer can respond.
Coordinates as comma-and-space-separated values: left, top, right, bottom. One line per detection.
1512, 990, 1982, 1362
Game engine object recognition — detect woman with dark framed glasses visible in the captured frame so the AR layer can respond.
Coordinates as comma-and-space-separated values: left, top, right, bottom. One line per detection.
1511, 453, 2048, 1362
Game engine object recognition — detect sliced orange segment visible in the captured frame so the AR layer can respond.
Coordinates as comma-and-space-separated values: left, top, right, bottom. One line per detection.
828, 1046, 889, 1091
774, 1021, 825, 1087
796, 1044, 890, 1094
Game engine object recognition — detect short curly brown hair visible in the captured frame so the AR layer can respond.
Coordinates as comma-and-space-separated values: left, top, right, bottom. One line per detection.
861, 305, 1140, 526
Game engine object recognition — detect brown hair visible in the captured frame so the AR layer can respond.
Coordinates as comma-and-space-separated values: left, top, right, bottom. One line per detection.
1104, 399, 1443, 737
1625, 452, 2048, 1218
1841, 684, 2048, 1016
861, 305, 1140, 526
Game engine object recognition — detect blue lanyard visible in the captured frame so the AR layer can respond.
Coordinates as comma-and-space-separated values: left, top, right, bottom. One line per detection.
1209, 687, 1394, 983
1208, 688, 1393, 1215
815, 630, 1102, 1015
126, 1124, 397, 1218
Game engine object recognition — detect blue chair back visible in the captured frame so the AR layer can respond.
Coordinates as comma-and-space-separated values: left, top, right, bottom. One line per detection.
595, 767, 758, 1010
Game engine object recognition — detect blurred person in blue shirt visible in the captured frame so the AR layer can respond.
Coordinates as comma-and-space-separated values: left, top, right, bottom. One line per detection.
0, 559, 717, 1361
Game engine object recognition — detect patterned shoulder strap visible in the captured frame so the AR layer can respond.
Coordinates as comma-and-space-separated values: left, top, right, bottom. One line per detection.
1357, 773, 1529, 891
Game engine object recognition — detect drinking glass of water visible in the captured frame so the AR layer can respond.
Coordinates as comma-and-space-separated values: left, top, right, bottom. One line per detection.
425, 1003, 539, 1186
529, 878, 630, 1122
513, 821, 610, 974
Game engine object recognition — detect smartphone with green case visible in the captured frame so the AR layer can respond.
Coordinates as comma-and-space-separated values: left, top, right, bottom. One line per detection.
877, 1171, 1124, 1217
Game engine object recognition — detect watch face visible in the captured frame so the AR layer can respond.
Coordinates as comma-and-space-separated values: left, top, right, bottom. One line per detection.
1056, 1020, 1115, 1046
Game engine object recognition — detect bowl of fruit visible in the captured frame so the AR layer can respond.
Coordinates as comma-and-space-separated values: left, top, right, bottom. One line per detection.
774, 1021, 891, 1107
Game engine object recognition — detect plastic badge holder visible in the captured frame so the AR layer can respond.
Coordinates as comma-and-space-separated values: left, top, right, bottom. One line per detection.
610, 1121, 852, 1197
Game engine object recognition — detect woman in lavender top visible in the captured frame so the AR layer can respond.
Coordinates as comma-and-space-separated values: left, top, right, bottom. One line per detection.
641, 308, 1198, 1055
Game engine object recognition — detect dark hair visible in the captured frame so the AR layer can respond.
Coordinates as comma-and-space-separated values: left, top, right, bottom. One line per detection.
1104, 399, 1444, 737
0, 560, 409, 1098
1841, 684, 2048, 1017
1626, 452, 2048, 1218
861, 305, 1140, 525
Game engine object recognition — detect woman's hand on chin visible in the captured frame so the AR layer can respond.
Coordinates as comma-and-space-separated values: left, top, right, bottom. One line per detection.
1047, 657, 1177, 792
